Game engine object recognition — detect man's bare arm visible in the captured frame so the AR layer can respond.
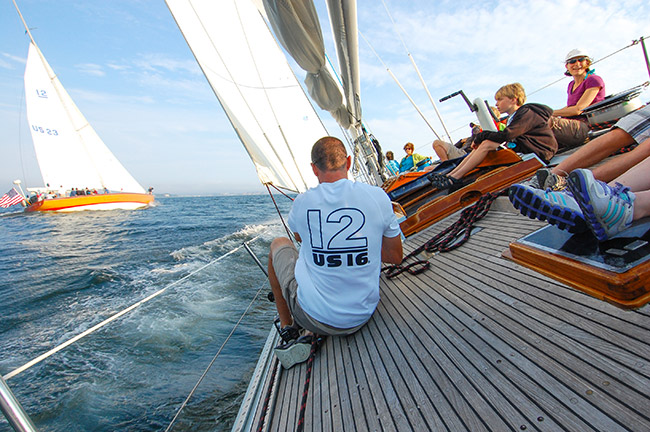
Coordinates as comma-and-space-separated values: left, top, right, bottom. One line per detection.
381, 235, 403, 264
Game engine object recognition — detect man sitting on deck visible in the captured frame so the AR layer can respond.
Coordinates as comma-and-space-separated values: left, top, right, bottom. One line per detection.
268, 136, 403, 369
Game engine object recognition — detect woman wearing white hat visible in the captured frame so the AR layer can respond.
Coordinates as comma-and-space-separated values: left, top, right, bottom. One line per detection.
549, 48, 606, 151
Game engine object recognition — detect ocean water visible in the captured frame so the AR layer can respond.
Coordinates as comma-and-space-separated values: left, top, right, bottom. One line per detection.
0, 194, 293, 431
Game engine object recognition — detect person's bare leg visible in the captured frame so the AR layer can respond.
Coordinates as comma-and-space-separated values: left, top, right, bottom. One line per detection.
448, 141, 499, 179
268, 237, 293, 328
591, 137, 650, 182
432, 139, 450, 162
552, 128, 634, 176
630, 191, 650, 220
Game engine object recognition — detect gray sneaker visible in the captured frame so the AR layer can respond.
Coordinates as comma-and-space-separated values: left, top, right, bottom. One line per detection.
567, 169, 635, 241
509, 183, 588, 233
541, 171, 568, 191
521, 168, 568, 191
274, 336, 313, 369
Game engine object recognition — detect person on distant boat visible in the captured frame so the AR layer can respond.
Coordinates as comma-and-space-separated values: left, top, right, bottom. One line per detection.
549, 48, 606, 151
520, 104, 650, 191
426, 83, 557, 190
70, 188, 77, 197
399, 142, 431, 172
267, 136, 403, 369
509, 151, 650, 242
385, 151, 400, 176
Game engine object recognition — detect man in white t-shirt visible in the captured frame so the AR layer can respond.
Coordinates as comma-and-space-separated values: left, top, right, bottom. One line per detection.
268, 136, 403, 368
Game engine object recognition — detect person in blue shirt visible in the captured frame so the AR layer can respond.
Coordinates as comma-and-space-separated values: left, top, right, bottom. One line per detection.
385, 151, 399, 176
399, 142, 431, 173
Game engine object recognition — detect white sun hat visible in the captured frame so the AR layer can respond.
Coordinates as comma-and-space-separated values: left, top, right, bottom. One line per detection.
565, 48, 590, 62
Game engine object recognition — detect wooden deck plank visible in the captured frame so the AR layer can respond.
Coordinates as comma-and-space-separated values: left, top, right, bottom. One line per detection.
379, 279, 516, 431
387, 272, 588, 431
336, 336, 371, 432
365, 308, 452, 431
257, 205, 650, 432
414, 255, 644, 431
348, 330, 396, 431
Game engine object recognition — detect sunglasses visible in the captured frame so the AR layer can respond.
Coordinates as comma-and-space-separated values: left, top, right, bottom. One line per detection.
566, 57, 587, 64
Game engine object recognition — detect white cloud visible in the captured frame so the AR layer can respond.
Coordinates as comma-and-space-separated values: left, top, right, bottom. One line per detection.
76, 63, 105, 77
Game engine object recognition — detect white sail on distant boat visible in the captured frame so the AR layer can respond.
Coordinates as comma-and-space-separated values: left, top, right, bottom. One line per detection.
21, 42, 153, 212
12, 2, 153, 212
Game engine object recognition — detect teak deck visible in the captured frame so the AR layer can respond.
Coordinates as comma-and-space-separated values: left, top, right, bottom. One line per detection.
234, 203, 650, 432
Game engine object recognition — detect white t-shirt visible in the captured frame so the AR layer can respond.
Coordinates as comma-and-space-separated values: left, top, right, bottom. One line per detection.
288, 178, 401, 328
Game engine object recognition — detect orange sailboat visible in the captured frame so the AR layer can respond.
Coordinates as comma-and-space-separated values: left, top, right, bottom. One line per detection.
15, 15, 153, 213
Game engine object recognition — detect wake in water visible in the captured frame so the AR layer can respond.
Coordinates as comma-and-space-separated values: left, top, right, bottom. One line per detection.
0, 195, 294, 432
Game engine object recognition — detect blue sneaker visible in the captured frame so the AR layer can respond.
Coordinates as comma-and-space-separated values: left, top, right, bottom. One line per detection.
509, 183, 588, 233
567, 169, 635, 241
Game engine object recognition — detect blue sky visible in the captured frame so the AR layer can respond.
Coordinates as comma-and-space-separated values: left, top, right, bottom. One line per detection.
1, 0, 649, 195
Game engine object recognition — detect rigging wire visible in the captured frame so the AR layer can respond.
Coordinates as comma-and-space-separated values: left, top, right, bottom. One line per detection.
265, 183, 294, 240
358, 30, 442, 141
3, 238, 260, 381
528, 35, 650, 97
165, 275, 270, 432
380, 0, 453, 143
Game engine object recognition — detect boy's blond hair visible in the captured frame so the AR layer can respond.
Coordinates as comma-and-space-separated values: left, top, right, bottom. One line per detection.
494, 83, 526, 106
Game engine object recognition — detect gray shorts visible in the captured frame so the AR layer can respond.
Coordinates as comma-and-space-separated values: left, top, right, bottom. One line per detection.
616, 105, 650, 144
271, 243, 365, 336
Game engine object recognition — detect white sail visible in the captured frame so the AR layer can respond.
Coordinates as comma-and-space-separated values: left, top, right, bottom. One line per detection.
166, 0, 327, 193
24, 42, 145, 193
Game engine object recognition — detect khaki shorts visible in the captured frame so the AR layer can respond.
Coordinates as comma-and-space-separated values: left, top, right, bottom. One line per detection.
272, 243, 365, 336
436, 140, 467, 159
549, 116, 590, 151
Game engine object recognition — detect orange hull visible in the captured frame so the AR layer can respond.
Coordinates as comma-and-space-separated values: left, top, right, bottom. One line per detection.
25, 193, 154, 212
399, 156, 543, 237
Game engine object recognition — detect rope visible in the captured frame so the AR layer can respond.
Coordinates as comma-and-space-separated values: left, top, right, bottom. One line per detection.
528, 36, 649, 97
255, 357, 280, 432
296, 336, 319, 432
166, 276, 270, 432
383, 191, 505, 278
3, 237, 260, 381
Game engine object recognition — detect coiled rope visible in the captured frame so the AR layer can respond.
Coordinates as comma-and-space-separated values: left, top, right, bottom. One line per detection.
383, 190, 505, 278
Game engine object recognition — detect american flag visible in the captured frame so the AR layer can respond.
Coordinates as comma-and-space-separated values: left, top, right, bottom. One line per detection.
0, 188, 25, 208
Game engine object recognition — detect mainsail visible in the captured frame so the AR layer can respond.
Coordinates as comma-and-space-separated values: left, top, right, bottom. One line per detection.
24, 42, 145, 193
166, 0, 328, 193
262, 0, 384, 186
